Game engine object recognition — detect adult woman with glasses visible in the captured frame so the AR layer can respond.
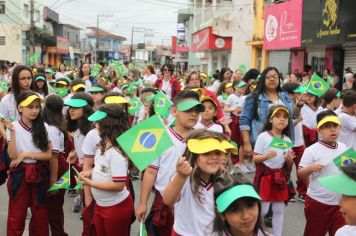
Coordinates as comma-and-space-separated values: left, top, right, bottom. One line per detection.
154, 63, 181, 100
0, 65, 33, 121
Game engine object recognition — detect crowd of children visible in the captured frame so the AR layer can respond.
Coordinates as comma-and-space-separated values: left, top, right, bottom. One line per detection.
0, 62, 355, 236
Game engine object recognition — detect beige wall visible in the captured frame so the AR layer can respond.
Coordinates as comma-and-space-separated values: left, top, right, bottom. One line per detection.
0, 25, 23, 63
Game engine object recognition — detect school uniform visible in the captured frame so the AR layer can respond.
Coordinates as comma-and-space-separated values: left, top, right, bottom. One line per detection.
46, 124, 68, 236
335, 225, 356, 236
91, 147, 134, 236
338, 112, 356, 150
299, 140, 347, 236
0, 93, 20, 120
194, 120, 223, 133
147, 127, 187, 236
209, 228, 272, 236
6, 120, 51, 236
172, 177, 215, 236
301, 105, 323, 147
253, 131, 292, 202
72, 129, 86, 166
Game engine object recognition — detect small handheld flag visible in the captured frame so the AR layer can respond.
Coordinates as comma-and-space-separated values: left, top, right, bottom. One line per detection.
116, 115, 174, 171
138, 221, 148, 236
333, 148, 356, 167
48, 171, 70, 192
238, 64, 248, 74
307, 74, 330, 97
153, 91, 173, 119
269, 137, 293, 150
72, 166, 84, 190
128, 97, 142, 115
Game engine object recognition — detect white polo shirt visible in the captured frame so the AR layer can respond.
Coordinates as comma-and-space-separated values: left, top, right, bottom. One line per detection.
149, 127, 187, 194
299, 140, 347, 205
0, 93, 20, 121
254, 131, 292, 169
82, 128, 100, 158
72, 129, 86, 165
226, 94, 240, 116
335, 225, 356, 236
173, 177, 215, 236
7, 120, 51, 164
91, 147, 129, 207
194, 121, 223, 133
338, 112, 356, 150
301, 105, 323, 129
46, 124, 64, 154
294, 121, 305, 147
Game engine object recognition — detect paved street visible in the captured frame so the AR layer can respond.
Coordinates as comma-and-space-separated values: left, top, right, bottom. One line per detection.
0, 169, 306, 236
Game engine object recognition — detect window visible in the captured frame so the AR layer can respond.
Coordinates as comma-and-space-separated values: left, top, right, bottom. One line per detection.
0, 36, 5, 45
23, 4, 29, 17
0, 1, 5, 14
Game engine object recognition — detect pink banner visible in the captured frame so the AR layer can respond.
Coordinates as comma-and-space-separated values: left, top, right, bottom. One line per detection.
263, 0, 303, 50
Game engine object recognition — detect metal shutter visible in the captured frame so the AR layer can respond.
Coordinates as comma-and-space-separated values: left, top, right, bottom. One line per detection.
344, 47, 356, 72
268, 51, 291, 77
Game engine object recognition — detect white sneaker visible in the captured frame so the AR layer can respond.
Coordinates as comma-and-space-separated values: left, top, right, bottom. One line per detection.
246, 162, 256, 173
238, 164, 250, 174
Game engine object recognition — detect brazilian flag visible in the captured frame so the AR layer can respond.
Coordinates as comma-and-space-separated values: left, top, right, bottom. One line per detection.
53, 88, 69, 98
153, 91, 173, 119
269, 137, 293, 150
48, 171, 70, 191
307, 74, 330, 97
333, 148, 356, 167
137, 222, 148, 236
116, 115, 174, 171
128, 97, 142, 115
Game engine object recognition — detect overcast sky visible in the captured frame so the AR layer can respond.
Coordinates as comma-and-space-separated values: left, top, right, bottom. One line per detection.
43, 0, 188, 45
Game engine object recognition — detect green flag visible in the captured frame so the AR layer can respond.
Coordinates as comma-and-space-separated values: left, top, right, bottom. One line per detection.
222, 93, 228, 101
333, 148, 356, 167
238, 64, 248, 74
48, 171, 70, 192
128, 97, 142, 115
137, 221, 148, 236
307, 74, 330, 97
269, 137, 293, 150
154, 91, 173, 119
230, 141, 238, 155
116, 115, 174, 171
52, 88, 69, 98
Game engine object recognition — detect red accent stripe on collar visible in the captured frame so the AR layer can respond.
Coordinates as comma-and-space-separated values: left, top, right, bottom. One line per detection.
200, 120, 214, 129
18, 119, 31, 132
306, 104, 318, 112
169, 127, 184, 142
318, 140, 338, 149
267, 131, 284, 139
200, 179, 213, 190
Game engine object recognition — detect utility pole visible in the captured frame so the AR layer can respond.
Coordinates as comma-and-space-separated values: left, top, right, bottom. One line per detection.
96, 15, 99, 63
130, 27, 134, 63
29, 0, 35, 55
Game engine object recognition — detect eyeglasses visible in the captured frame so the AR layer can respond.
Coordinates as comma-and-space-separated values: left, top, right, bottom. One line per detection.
265, 74, 279, 80
19, 77, 32, 81
163, 68, 170, 72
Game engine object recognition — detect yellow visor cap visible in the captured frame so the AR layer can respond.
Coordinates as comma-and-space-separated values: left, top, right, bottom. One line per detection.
317, 116, 340, 129
72, 84, 85, 92
271, 107, 290, 118
221, 140, 238, 153
104, 96, 130, 106
187, 138, 227, 154
19, 95, 43, 107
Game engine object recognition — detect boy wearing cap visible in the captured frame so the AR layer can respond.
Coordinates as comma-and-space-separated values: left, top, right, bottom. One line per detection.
298, 110, 347, 236
319, 163, 356, 236
338, 90, 356, 150
194, 96, 223, 133
136, 90, 204, 236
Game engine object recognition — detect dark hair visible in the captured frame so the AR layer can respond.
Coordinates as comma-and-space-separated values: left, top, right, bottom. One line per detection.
261, 104, 291, 137
146, 65, 155, 74
242, 69, 260, 83
96, 104, 130, 155
342, 90, 356, 107
216, 81, 231, 96
185, 71, 203, 88
322, 88, 339, 106
58, 63, 66, 71
71, 78, 85, 92
79, 63, 91, 78
102, 91, 129, 114
66, 92, 94, 135
160, 63, 174, 75
32, 73, 49, 96
219, 67, 231, 82
42, 94, 67, 136
316, 109, 337, 125
341, 163, 356, 181
11, 65, 33, 101
282, 83, 300, 94
213, 172, 266, 236
183, 129, 226, 203
251, 67, 283, 120
173, 90, 200, 105
16, 91, 49, 151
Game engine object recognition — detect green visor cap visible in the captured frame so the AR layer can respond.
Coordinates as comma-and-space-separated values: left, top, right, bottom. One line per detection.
45, 69, 54, 74
35, 76, 46, 81
236, 81, 247, 88
64, 98, 88, 108
88, 110, 107, 122
293, 86, 306, 94
216, 184, 261, 213
319, 172, 356, 196
121, 84, 129, 90
336, 91, 341, 98
88, 86, 105, 93
176, 99, 205, 112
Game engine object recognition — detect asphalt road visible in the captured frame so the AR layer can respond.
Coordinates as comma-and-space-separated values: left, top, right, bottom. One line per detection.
0, 171, 306, 236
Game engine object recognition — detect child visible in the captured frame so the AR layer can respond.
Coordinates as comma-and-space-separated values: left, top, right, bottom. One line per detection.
133, 88, 156, 125
136, 90, 205, 236
300, 91, 323, 147
319, 163, 356, 235
4, 91, 52, 235
162, 129, 227, 235
212, 172, 270, 236
338, 90, 356, 150
321, 88, 342, 112
42, 94, 68, 236
77, 103, 134, 236
298, 110, 347, 236
253, 104, 295, 236
195, 96, 223, 133
32, 73, 49, 98
217, 82, 233, 112
88, 83, 108, 110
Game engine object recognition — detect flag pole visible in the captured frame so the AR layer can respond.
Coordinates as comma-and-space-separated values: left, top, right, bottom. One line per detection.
140, 221, 143, 236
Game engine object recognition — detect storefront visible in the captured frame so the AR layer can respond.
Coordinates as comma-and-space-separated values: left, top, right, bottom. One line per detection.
45, 37, 69, 66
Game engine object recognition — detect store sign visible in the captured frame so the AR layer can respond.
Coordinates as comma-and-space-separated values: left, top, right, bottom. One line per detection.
56, 37, 69, 54
302, 0, 356, 45
263, 0, 303, 50
191, 27, 232, 52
